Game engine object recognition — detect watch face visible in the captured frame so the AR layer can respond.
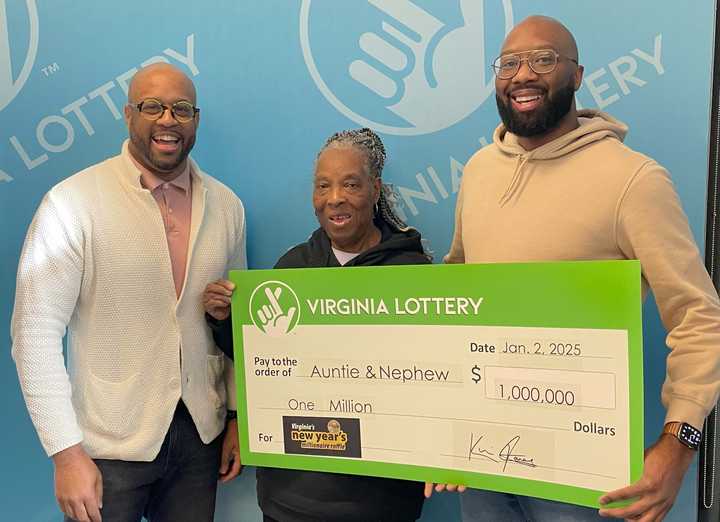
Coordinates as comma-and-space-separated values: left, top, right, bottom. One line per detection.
680, 424, 702, 447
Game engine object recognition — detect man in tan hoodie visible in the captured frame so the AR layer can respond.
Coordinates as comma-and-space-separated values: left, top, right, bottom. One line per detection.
443, 15, 720, 522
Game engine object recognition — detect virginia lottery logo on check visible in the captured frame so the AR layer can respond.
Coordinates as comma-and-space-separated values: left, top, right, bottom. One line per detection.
283, 416, 362, 458
249, 281, 301, 336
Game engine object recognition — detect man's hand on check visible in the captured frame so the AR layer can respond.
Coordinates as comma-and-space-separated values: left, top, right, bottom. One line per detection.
598, 434, 695, 521
424, 482, 466, 498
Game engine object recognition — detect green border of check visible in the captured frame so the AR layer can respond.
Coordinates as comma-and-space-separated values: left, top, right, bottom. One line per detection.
230, 260, 643, 509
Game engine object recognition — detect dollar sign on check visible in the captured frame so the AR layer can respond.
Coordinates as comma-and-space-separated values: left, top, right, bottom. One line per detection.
471, 365, 482, 383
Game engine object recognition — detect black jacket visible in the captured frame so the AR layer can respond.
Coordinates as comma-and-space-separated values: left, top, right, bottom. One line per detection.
208, 218, 429, 521
207, 219, 430, 358
276, 217, 429, 269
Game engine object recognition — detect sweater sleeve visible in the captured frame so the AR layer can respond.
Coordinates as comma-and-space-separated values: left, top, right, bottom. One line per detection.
11, 192, 85, 456
616, 161, 720, 430
222, 200, 248, 410
444, 175, 466, 264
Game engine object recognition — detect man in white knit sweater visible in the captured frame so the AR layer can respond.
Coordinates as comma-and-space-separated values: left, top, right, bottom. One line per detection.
11, 63, 246, 522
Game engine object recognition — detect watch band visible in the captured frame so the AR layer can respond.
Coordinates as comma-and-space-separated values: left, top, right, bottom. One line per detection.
663, 421, 701, 450
663, 421, 682, 437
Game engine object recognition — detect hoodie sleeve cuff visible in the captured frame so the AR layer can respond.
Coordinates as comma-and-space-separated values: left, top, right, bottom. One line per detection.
664, 397, 708, 432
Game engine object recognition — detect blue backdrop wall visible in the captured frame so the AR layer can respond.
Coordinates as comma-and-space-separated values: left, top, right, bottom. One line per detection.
0, 1, 714, 520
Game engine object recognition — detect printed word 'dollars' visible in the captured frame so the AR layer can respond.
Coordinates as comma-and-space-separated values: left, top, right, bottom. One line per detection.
307, 297, 483, 316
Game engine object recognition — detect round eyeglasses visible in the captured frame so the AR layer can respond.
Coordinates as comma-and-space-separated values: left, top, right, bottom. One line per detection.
491, 49, 578, 80
130, 99, 199, 123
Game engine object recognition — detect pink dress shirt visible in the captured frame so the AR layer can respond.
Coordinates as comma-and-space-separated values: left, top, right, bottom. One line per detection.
132, 157, 192, 299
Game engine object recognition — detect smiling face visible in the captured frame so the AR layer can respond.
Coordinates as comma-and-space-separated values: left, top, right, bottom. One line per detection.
313, 146, 381, 252
494, 17, 583, 146
124, 64, 199, 180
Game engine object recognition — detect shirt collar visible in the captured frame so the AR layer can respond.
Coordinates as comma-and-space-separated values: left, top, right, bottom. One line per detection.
126, 145, 191, 193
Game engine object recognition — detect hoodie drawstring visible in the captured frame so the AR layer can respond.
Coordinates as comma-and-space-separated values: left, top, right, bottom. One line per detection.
499, 154, 531, 207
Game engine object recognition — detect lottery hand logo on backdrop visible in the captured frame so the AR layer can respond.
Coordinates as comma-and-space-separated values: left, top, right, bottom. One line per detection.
300, 0, 514, 136
0, 0, 39, 112
249, 281, 300, 336
351, 0, 491, 133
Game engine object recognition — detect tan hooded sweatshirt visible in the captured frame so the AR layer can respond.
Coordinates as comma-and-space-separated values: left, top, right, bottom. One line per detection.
446, 109, 720, 430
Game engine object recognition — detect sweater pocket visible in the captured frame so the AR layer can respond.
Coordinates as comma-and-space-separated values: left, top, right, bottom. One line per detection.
207, 354, 227, 410
82, 372, 142, 440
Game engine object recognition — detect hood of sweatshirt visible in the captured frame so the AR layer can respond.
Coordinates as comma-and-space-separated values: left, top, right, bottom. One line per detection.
303, 217, 427, 267
492, 109, 628, 205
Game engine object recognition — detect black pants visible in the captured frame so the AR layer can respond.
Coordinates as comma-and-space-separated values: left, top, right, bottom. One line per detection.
66, 401, 222, 522
263, 513, 417, 521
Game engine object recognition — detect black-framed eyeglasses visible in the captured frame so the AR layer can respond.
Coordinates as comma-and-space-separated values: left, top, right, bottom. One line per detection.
130, 98, 199, 123
491, 49, 578, 80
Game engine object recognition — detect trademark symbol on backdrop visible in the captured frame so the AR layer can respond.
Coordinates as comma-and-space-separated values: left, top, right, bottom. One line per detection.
40, 62, 59, 77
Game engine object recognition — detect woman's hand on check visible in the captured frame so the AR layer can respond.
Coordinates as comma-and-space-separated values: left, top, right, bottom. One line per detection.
203, 279, 235, 321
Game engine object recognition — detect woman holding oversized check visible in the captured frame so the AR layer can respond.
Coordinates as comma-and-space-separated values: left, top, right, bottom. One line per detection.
203, 128, 430, 521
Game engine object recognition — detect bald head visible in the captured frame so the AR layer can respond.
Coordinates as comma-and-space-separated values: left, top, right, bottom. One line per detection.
128, 63, 196, 104
502, 16, 578, 62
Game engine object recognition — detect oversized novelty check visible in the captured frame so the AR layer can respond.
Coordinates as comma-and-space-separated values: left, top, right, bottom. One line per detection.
230, 261, 643, 508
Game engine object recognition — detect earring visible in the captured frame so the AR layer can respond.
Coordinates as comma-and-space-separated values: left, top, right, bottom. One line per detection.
374, 202, 379, 215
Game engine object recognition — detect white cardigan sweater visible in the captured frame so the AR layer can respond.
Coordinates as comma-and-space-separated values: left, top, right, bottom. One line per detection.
11, 142, 246, 460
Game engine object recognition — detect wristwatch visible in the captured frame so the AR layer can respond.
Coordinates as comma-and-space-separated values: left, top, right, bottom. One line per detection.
663, 422, 702, 450
226, 410, 237, 421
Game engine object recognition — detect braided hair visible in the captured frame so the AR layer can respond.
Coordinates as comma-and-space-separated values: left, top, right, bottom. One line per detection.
318, 128, 409, 232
